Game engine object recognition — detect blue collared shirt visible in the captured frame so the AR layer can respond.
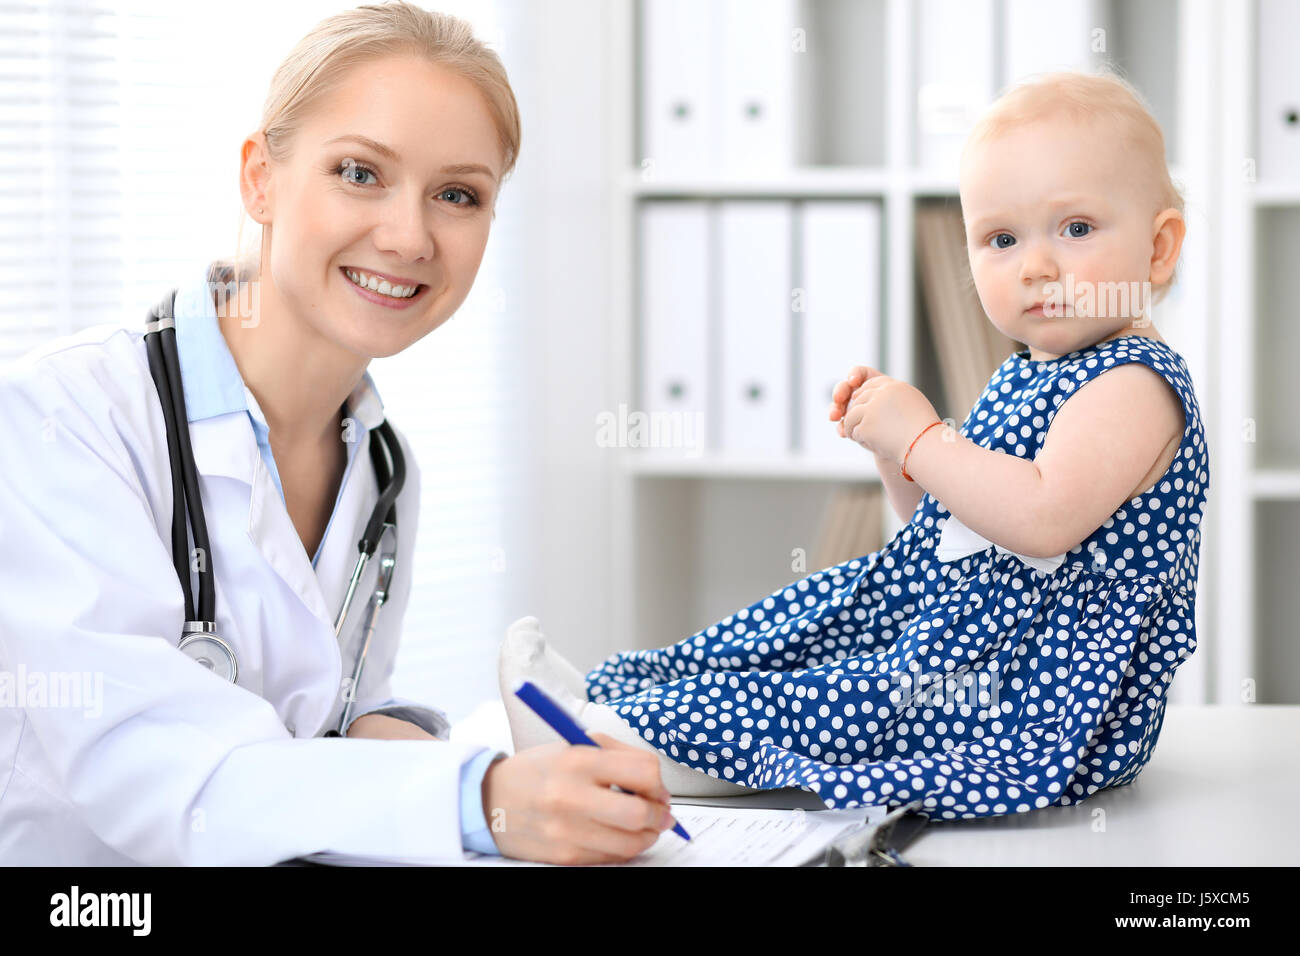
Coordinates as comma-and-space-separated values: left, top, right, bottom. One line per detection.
171, 263, 503, 856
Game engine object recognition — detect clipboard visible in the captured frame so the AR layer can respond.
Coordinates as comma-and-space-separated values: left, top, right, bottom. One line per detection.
797, 799, 930, 867
675, 789, 930, 866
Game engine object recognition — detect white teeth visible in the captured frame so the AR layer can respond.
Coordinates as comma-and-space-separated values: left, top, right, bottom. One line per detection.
345, 268, 419, 299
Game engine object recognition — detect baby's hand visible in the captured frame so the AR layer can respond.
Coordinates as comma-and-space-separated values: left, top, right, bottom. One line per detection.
828, 365, 877, 439
832, 365, 945, 463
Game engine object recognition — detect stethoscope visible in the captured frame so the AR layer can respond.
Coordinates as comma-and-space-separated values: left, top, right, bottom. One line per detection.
143, 288, 406, 737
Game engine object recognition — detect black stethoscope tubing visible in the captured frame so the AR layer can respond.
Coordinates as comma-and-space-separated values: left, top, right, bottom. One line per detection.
145, 299, 215, 623
143, 288, 405, 681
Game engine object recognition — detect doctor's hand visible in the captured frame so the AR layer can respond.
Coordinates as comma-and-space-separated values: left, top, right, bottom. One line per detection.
345, 713, 440, 740
481, 732, 677, 865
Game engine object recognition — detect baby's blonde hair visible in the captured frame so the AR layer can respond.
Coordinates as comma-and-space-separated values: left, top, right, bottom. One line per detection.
961, 69, 1184, 302
221, 1, 521, 282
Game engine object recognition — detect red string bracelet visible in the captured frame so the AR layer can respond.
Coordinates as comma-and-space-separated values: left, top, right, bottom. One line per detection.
900, 420, 944, 482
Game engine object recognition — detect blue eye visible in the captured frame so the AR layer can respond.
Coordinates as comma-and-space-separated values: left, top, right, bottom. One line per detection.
332, 159, 482, 207
336, 159, 377, 186
988, 233, 1016, 249
439, 187, 480, 206
1064, 221, 1092, 238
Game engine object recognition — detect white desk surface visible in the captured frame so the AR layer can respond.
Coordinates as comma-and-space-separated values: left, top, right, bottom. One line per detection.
455, 702, 1298, 866
909, 704, 1298, 866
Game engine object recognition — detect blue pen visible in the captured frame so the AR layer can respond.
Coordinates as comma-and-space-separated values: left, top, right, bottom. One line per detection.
513, 679, 690, 841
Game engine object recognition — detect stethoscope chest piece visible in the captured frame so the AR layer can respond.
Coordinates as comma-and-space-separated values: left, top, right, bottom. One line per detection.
179, 621, 238, 683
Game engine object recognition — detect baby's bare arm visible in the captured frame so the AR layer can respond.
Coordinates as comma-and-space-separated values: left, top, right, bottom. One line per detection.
1029, 363, 1184, 553
902, 363, 1184, 557
874, 450, 926, 524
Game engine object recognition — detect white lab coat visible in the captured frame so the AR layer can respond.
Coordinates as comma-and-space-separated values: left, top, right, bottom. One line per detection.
0, 316, 491, 866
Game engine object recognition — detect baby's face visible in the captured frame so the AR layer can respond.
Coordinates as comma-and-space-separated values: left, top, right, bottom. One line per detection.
960, 114, 1167, 360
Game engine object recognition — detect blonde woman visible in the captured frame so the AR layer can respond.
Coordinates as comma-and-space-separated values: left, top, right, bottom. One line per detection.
0, 1, 674, 866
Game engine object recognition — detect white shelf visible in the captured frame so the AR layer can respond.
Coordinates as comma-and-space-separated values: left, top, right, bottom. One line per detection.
1252, 469, 1300, 500
623, 452, 880, 482
626, 167, 927, 197
625, 165, 1191, 200
1250, 181, 1300, 206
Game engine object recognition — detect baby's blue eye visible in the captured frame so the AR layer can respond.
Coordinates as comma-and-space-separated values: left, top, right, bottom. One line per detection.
989, 233, 1015, 249
1064, 221, 1092, 238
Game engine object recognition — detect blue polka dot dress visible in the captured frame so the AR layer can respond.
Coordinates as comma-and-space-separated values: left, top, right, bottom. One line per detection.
587, 334, 1209, 820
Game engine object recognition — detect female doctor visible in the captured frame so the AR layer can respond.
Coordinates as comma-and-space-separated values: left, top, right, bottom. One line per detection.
0, 1, 675, 866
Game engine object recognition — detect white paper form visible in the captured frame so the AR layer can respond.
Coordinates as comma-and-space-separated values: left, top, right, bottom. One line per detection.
299, 804, 888, 867
593, 805, 887, 867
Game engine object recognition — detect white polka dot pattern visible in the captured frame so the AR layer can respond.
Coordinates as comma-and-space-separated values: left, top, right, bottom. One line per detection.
587, 335, 1209, 820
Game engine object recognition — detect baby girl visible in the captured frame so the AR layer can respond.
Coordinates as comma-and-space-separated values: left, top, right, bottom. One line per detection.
500, 71, 1208, 820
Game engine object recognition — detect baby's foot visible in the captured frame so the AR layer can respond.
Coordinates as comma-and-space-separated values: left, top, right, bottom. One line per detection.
502, 615, 588, 695
497, 616, 761, 797
498, 615, 588, 751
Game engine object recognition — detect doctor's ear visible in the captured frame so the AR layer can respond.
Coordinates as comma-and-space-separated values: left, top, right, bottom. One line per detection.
239, 132, 274, 225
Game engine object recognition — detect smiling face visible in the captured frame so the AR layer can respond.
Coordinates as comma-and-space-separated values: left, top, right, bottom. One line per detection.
959, 113, 1173, 361
253, 54, 504, 359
